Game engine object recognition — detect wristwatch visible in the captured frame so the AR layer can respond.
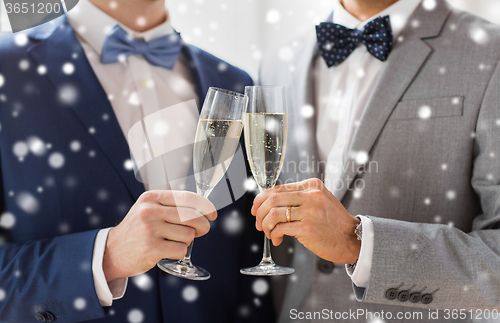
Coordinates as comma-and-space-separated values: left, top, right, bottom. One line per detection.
347, 220, 362, 273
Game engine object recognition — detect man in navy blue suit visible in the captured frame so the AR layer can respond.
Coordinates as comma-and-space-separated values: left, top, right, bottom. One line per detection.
0, 0, 273, 322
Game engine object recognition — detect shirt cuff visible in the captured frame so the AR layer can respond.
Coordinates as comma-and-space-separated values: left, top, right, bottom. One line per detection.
92, 228, 128, 307
345, 215, 374, 288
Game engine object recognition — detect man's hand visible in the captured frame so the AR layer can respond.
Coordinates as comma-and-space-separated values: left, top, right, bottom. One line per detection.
103, 190, 217, 281
251, 178, 360, 264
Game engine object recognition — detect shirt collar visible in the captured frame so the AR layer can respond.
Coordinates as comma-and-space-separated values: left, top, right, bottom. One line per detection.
332, 0, 423, 38
66, 0, 175, 55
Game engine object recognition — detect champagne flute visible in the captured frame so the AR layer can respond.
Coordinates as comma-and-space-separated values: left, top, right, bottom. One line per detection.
240, 86, 295, 276
157, 87, 248, 280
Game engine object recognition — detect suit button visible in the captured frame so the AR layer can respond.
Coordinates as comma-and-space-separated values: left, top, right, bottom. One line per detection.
317, 259, 334, 274
398, 290, 410, 302
421, 293, 433, 304
45, 311, 55, 321
410, 292, 422, 303
385, 288, 398, 300
35, 312, 46, 322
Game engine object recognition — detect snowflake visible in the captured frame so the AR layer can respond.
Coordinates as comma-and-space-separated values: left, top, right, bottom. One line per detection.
16, 192, 39, 214
62, 63, 75, 75
424, 197, 431, 205
434, 215, 442, 222
19, 59, 30, 71
0, 212, 16, 229
288, 247, 294, 253
223, 211, 244, 235
217, 62, 228, 72
14, 33, 28, 46
418, 105, 432, 119
28, 137, 47, 156
353, 189, 362, 199
70, 140, 81, 152
0, 289, 5, 302
422, 0, 437, 10
109, 1, 117, 9
13, 141, 29, 158
37, 186, 43, 193
0, 74, 4, 88
266, 9, 281, 24
244, 177, 257, 191
48, 152, 65, 169
254, 297, 261, 307
447, 221, 454, 227
278, 47, 294, 61
136, 17, 146, 27
446, 190, 456, 200
124, 159, 134, 171
128, 309, 144, 323
59, 222, 70, 234
250, 244, 258, 252
89, 150, 96, 158
411, 19, 420, 28
290, 274, 298, 282
238, 305, 251, 318
73, 297, 86, 310
59, 84, 79, 105
438, 66, 446, 75
300, 105, 314, 118
470, 26, 489, 45
252, 278, 269, 295
182, 285, 199, 302
354, 151, 369, 164
97, 189, 109, 201
89, 127, 96, 135
132, 273, 153, 291
389, 186, 400, 198
153, 120, 168, 136
411, 243, 418, 250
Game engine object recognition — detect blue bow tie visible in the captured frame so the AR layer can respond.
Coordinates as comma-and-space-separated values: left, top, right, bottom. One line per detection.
316, 16, 393, 67
101, 25, 183, 69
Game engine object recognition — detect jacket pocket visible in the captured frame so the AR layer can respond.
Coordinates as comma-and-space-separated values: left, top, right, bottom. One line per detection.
389, 96, 464, 121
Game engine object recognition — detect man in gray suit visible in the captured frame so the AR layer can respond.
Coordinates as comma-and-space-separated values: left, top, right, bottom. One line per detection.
254, 0, 500, 321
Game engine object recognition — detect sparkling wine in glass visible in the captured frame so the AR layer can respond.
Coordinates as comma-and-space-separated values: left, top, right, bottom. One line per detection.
240, 86, 295, 276
157, 87, 248, 280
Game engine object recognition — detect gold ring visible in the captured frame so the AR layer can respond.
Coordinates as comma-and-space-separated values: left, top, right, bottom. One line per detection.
286, 206, 291, 222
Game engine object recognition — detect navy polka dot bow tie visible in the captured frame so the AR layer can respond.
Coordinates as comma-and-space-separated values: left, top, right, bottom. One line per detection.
316, 16, 393, 67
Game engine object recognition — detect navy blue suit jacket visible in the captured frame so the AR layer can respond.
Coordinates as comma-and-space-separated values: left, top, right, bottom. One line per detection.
0, 17, 274, 323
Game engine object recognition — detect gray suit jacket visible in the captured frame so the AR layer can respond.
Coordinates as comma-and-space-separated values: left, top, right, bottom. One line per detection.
260, 1, 500, 322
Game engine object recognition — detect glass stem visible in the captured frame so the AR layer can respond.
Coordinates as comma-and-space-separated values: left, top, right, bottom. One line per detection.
259, 186, 275, 267
179, 241, 194, 267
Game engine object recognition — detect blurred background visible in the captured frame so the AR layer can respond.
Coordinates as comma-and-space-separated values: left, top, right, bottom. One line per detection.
1, 0, 500, 79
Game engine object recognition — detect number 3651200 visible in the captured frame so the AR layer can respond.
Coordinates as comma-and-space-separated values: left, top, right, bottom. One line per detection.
5, 2, 61, 14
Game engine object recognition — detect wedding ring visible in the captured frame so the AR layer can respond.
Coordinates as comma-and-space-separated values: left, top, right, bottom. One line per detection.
286, 206, 291, 222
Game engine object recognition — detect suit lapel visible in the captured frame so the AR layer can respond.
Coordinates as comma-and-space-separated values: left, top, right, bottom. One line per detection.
334, 0, 452, 200
27, 17, 146, 200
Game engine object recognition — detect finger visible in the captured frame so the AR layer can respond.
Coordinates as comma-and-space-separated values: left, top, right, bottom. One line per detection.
141, 190, 217, 220
251, 178, 323, 214
270, 221, 301, 246
157, 240, 189, 260
159, 222, 196, 245
261, 206, 303, 238
162, 207, 211, 237
255, 192, 304, 228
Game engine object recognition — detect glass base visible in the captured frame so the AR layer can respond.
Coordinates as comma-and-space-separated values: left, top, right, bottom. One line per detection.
240, 262, 295, 276
157, 259, 210, 281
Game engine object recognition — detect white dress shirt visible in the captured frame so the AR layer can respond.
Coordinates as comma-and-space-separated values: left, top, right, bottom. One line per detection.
315, 0, 422, 287
67, 0, 198, 306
